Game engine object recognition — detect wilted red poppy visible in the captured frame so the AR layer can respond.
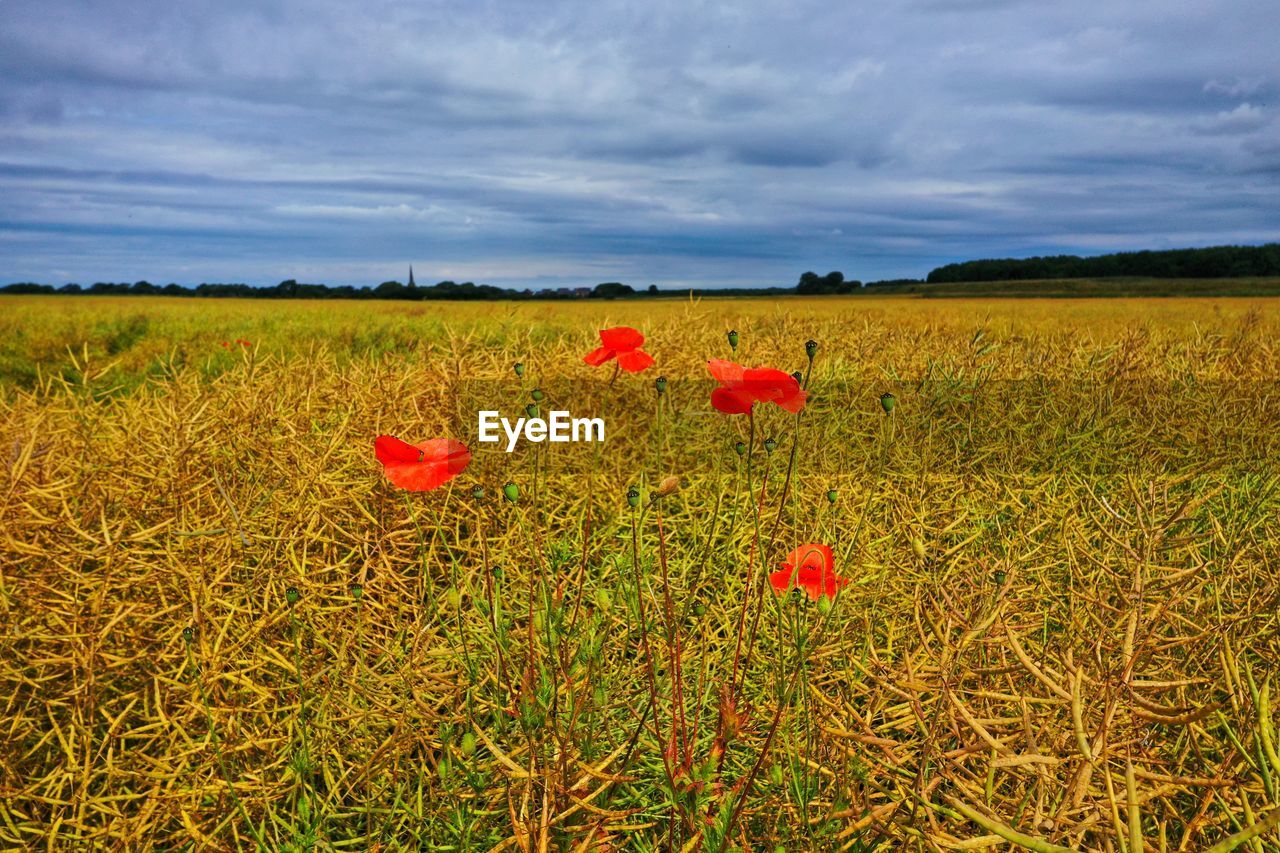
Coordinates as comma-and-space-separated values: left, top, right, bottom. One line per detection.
584, 327, 655, 373
374, 435, 471, 492
707, 359, 807, 415
769, 544, 846, 600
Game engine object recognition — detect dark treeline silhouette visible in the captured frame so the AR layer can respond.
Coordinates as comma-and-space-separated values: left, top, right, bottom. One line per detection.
926, 243, 1280, 283
5, 243, 1279, 299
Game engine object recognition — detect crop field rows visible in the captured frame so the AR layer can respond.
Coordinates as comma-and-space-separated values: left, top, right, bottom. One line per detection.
1, 296, 1278, 851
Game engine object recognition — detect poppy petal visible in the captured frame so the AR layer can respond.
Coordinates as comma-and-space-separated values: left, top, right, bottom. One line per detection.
711, 386, 754, 414
769, 567, 798, 595
616, 348, 655, 373
584, 346, 616, 366
600, 326, 644, 351
775, 387, 808, 414
707, 358, 745, 387
795, 567, 848, 600
743, 368, 799, 403
381, 439, 471, 492
375, 434, 423, 465
783, 543, 833, 573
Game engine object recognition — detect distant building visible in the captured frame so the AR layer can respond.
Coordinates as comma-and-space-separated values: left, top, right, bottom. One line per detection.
408, 266, 416, 288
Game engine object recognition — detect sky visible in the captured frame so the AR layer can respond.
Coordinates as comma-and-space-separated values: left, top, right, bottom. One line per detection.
1, 0, 1277, 290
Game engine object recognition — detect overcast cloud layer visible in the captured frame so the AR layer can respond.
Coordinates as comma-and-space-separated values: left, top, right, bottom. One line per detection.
2, 0, 1277, 288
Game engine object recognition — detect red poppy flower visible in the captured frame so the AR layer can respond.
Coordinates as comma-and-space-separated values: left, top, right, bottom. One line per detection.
707, 359, 807, 415
220, 341, 231, 348
374, 435, 471, 492
769, 544, 846, 600
584, 326, 655, 373
237, 339, 251, 347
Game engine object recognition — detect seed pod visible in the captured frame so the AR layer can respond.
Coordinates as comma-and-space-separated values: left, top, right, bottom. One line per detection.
459, 731, 477, 757
657, 475, 681, 496
791, 371, 803, 383
513, 361, 525, 377
446, 589, 462, 609
471, 485, 485, 501
182, 626, 195, 643
911, 537, 927, 560
492, 566, 504, 581
817, 597, 834, 616
531, 388, 544, 401
993, 569, 1007, 585
726, 329, 739, 350
763, 437, 777, 455
526, 403, 539, 418
655, 376, 668, 395
734, 441, 746, 457
351, 583, 364, 600
595, 589, 612, 609
626, 487, 640, 508
805, 339, 819, 360
286, 586, 300, 605
502, 482, 519, 503
826, 489, 838, 504
880, 392, 896, 414
693, 603, 707, 617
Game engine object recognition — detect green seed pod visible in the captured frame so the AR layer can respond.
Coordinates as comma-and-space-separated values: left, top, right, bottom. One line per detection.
993, 570, 1007, 585
817, 596, 834, 616
531, 387, 544, 401
526, 403, 539, 419
880, 392, 896, 414
763, 437, 777, 455
446, 588, 462, 609
182, 626, 195, 643
459, 731, 477, 757
595, 589, 612, 609
655, 376, 668, 395
626, 487, 640, 508
502, 482, 519, 503
351, 583, 364, 600
693, 603, 707, 617
726, 329, 739, 350
285, 586, 300, 605
492, 566, 504, 581
911, 537, 927, 560
826, 489, 838, 504
471, 485, 485, 501
513, 361, 525, 377
734, 441, 746, 457
438, 757, 452, 782
791, 371, 803, 383
805, 339, 818, 360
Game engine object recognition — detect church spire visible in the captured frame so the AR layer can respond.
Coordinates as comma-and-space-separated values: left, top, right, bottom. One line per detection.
408, 265, 416, 288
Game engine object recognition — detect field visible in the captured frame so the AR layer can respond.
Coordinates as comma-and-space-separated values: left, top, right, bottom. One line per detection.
2, 295, 1279, 851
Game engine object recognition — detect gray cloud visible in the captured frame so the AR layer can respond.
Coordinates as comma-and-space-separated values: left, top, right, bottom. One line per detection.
1, 0, 1277, 288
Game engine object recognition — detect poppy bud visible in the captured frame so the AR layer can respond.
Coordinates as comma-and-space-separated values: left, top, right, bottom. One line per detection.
993, 570, 1006, 585
626, 487, 640, 508
530, 388, 544, 402
182, 626, 195, 643
526, 403, 539, 418
655, 376, 668, 395
459, 731, 477, 757
770, 765, 784, 785
513, 361, 525, 377
911, 537, 927, 560
286, 586, 300, 605
734, 441, 746, 457
817, 597, 834, 615
595, 589, 612, 609
446, 589, 462, 609
880, 392, 896, 414
472, 485, 485, 501
726, 329, 739, 350
656, 475, 681, 496
826, 489, 837, 504
693, 603, 707, 617
763, 437, 777, 455
502, 482, 519, 503
351, 583, 364, 600
805, 339, 818, 360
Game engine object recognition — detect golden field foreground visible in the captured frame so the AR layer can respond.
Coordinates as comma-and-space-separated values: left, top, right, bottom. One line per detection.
2, 295, 1279, 852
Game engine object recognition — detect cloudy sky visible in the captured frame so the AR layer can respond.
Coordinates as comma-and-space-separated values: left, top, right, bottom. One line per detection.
2, 0, 1277, 289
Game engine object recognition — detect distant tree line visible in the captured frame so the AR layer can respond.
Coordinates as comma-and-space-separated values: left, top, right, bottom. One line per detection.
926, 243, 1280, 283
